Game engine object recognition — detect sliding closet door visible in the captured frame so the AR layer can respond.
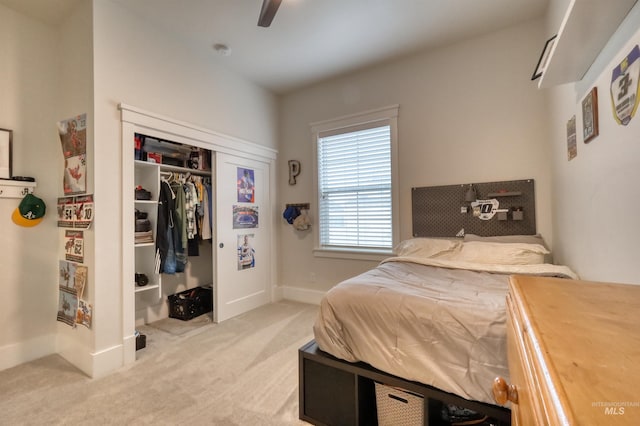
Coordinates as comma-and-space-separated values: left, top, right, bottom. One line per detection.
215, 152, 271, 322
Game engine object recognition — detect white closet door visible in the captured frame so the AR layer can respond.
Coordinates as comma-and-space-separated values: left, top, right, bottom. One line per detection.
215, 152, 271, 322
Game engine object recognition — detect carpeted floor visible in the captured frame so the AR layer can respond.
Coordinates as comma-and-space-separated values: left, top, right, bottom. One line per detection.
0, 301, 318, 425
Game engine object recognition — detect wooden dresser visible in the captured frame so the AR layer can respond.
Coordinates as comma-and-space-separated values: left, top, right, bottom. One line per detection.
493, 275, 640, 425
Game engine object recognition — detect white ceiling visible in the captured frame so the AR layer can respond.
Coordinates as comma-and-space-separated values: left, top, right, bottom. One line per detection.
2, 0, 548, 94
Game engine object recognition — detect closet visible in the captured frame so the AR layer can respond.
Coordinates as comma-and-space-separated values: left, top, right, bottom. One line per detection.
133, 134, 214, 326
120, 104, 277, 364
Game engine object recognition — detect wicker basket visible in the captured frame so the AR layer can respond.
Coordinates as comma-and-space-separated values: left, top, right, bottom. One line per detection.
375, 382, 424, 426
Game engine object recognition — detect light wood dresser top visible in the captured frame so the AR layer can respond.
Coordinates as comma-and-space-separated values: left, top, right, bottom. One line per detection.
506, 275, 640, 425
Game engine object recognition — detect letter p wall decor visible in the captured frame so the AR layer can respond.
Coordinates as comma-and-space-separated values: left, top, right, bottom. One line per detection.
288, 160, 300, 185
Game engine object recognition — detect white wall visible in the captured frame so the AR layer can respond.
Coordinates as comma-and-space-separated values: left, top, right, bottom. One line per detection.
54, 0, 95, 377
0, 5, 62, 370
278, 18, 551, 298
89, 0, 278, 376
548, 2, 640, 285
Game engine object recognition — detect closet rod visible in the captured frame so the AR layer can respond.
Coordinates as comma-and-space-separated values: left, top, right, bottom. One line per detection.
160, 164, 212, 177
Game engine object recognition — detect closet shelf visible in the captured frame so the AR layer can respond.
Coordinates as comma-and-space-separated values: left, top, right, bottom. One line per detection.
135, 242, 155, 248
486, 191, 522, 198
538, 0, 636, 88
135, 283, 160, 293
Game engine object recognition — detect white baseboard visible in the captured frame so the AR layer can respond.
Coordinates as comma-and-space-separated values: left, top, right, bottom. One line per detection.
56, 332, 125, 378
90, 343, 125, 378
0, 333, 56, 372
272, 285, 284, 301
280, 286, 325, 305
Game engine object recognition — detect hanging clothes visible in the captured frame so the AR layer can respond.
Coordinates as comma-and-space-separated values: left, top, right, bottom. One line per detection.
157, 179, 186, 274
156, 181, 174, 273
195, 177, 205, 237
170, 180, 187, 273
184, 180, 200, 256
170, 181, 187, 250
184, 181, 198, 240
206, 181, 213, 236
201, 181, 212, 240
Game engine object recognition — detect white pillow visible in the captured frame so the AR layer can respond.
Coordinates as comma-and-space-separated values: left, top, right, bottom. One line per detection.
463, 233, 548, 248
395, 238, 461, 258
445, 241, 549, 265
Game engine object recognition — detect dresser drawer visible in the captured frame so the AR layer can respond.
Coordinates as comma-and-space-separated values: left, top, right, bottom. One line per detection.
505, 292, 545, 425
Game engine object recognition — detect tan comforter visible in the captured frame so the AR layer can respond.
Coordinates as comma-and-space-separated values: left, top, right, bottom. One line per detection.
313, 257, 576, 404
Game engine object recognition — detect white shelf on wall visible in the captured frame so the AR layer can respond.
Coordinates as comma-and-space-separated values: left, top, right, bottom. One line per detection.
539, 0, 637, 88
0, 179, 36, 199
134, 283, 160, 294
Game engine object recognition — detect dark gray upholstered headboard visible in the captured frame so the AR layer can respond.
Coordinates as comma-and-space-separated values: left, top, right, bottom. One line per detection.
412, 179, 536, 237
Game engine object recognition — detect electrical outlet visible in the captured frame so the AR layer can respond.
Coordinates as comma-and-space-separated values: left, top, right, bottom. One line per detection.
310, 272, 316, 283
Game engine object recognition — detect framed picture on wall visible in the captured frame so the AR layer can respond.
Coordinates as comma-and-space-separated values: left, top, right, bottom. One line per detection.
567, 115, 577, 161
531, 35, 557, 81
582, 87, 599, 143
0, 128, 12, 179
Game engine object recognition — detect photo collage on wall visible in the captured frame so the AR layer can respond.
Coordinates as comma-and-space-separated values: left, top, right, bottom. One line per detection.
56, 113, 94, 329
57, 260, 90, 328
236, 167, 257, 271
566, 40, 640, 162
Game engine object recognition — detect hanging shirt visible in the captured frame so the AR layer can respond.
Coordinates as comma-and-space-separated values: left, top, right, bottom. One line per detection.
201, 183, 212, 240
171, 181, 188, 250
206, 183, 213, 234
184, 181, 198, 239
156, 181, 175, 273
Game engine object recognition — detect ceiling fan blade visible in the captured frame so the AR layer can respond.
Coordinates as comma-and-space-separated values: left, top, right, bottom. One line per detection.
257, 0, 282, 27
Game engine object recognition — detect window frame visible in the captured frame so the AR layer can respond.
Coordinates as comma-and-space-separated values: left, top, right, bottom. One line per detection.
311, 105, 399, 261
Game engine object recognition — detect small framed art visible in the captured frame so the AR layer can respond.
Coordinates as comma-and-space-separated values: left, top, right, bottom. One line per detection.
582, 87, 599, 143
531, 35, 557, 81
567, 115, 577, 161
0, 128, 12, 179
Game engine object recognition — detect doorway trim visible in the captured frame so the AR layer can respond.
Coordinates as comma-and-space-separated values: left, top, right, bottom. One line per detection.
119, 103, 277, 365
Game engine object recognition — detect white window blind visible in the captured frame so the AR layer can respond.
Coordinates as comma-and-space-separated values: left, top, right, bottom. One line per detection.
317, 124, 392, 250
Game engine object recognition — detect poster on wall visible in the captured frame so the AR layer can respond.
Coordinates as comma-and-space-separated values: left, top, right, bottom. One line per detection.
59, 260, 87, 297
233, 205, 259, 229
57, 113, 87, 195
57, 286, 78, 327
610, 45, 640, 126
59, 260, 77, 289
57, 197, 75, 227
581, 87, 599, 143
56, 195, 94, 228
236, 167, 255, 203
566, 115, 577, 161
73, 194, 94, 228
64, 230, 84, 263
77, 300, 92, 329
237, 234, 255, 270
74, 264, 88, 298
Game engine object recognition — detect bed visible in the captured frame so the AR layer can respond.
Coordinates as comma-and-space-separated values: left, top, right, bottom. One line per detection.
306, 236, 577, 424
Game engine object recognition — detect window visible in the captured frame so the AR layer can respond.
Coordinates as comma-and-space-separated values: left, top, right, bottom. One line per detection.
312, 105, 398, 257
